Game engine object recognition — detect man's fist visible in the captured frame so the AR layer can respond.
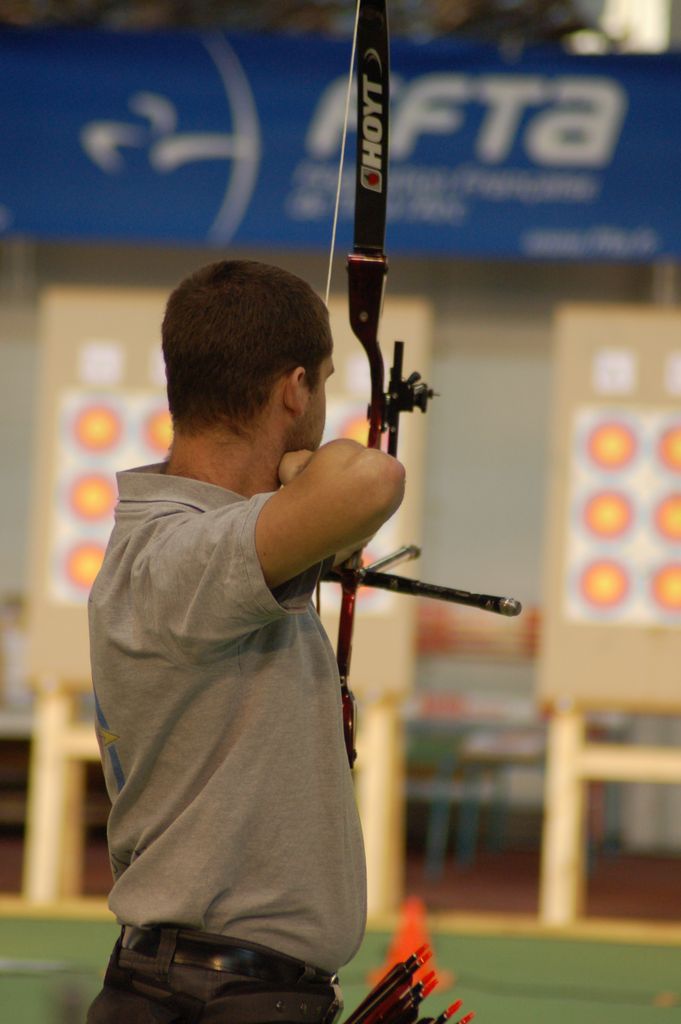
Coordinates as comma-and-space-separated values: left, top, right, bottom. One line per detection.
278, 449, 314, 486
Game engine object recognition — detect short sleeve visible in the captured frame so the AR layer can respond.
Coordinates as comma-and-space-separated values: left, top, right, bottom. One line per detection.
128, 492, 316, 658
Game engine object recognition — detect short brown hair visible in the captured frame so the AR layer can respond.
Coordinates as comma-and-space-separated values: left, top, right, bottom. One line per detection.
162, 260, 332, 433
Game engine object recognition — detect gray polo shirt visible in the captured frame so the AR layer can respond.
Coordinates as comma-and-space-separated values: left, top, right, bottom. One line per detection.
88, 464, 366, 972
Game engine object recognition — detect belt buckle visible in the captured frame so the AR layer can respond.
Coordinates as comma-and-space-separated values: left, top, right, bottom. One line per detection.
321, 982, 343, 1024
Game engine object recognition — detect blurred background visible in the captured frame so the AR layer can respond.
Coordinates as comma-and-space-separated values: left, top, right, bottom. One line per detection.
1, 0, 681, 968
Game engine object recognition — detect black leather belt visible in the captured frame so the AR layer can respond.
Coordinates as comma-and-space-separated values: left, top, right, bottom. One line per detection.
121, 925, 335, 987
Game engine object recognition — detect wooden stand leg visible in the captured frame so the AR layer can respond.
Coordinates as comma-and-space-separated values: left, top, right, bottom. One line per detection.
60, 759, 87, 898
356, 697, 405, 918
23, 679, 68, 902
539, 707, 586, 926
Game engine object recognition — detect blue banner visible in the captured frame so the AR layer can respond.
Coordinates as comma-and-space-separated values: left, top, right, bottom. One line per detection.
1, 27, 679, 260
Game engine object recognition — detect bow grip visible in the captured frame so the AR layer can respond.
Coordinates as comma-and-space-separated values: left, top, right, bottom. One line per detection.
347, 253, 387, 345
347, 252, 387, 448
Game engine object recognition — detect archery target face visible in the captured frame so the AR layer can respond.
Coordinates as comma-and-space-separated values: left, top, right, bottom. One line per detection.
565, 406, 681, 625
50, 389, 171, 605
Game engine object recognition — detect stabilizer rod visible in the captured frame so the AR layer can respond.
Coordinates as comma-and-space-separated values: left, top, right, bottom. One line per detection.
324, 566, 522, 617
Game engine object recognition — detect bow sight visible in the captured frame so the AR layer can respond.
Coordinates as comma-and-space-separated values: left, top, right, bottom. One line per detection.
385, 340, 434, 456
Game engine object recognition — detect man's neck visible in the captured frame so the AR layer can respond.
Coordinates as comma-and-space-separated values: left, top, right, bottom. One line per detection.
166, 427, 281, 498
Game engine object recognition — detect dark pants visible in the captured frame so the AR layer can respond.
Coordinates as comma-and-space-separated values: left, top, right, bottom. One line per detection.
87, 928, 342, 1024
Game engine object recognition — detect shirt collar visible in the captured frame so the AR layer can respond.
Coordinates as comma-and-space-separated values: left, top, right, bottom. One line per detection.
116, 463, 246, 512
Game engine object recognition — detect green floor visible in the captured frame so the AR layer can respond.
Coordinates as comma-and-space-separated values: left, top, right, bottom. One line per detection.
0, 917, 680, 1022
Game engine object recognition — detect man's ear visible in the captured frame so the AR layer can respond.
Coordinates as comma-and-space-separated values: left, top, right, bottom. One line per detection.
281, 366, 309, 417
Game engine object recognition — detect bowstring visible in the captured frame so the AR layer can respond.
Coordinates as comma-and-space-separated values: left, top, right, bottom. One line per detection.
318, 0, 361, 618
324, 0, 361, 308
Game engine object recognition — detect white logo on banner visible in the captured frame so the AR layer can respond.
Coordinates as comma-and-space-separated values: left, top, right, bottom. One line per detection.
288, 71, 628, 233
307, 73, 627, 167
79, 35, 260, 242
